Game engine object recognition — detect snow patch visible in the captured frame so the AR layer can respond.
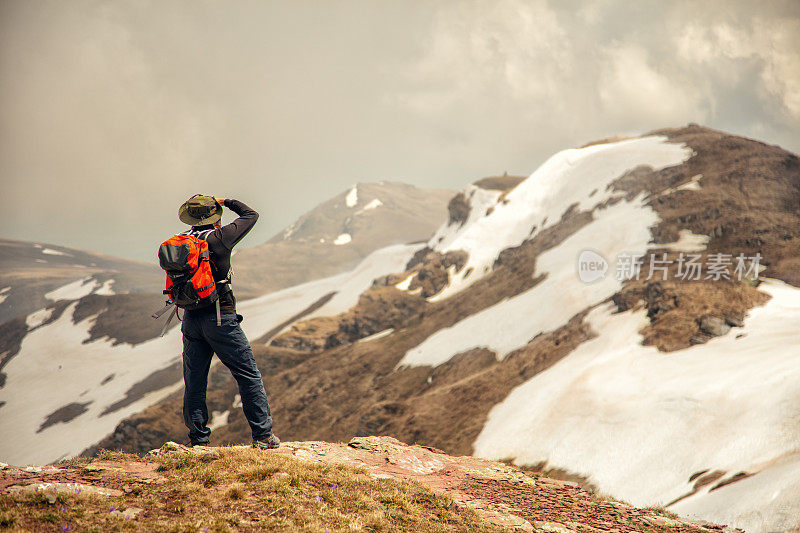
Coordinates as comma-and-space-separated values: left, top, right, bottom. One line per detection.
45, 277, 98, 301
208, 410, 230, 431
25, 308, 54, 330
42, 248, 73, 257
345, 186, 358, 207
0, 287, 10, 305
395, 273, 415, 291
426, 136, 693, 300
334, 233, 352, 245
399, 197, 658, 367
662, 229, 710, 252
94, 279, 115, 296
357, 329, 394, 343
474, 280, 800, 533
35, 259, 47, 264
362, 198, 383, 211
677, 176, 702, 191
232, 394, 242, 409
661, 174, 703, 196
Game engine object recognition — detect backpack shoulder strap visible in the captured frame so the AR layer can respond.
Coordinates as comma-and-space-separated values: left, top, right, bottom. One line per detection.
187, 227, 216, 241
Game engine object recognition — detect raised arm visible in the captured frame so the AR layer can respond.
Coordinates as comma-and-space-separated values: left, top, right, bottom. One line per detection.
215, 198, 259, 250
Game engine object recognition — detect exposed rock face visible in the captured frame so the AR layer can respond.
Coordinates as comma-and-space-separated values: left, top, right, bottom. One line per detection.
612, 279, 766, 351
405, 250, 469, 298
699, 316, 731, 337
447, 191, 471, 226
269, 287, 427, 352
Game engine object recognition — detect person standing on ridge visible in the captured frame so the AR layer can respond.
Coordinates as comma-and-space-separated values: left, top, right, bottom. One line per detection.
176, 194, 279, 450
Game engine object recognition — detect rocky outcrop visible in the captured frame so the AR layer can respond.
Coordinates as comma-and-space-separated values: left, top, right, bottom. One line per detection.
2, 437, 736, 532
270, 286, 427, 352
447, 191, 471, 226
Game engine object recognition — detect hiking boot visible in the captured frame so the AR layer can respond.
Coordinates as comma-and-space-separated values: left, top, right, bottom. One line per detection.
252, 434, 280, 450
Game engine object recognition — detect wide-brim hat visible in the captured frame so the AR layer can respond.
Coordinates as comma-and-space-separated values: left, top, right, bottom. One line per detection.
179, 194, 223, 226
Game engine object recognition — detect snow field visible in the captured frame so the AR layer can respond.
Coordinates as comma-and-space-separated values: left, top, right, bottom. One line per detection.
473, 280, 800, 533
400, 137, 694, 368
398, 197, 659, 367
426, 136, 693, 300
0, 303, 185, 465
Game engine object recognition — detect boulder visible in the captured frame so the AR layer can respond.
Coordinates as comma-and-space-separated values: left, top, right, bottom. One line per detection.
699, 316, 731, 337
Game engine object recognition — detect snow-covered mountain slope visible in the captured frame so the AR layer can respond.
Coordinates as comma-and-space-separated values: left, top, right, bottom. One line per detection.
35, 125, 800, 532
0, 239, 161, 324
399, 137, 690, 366
0, 243, 419, 465
231, 182, 454, 297
474, 279, 800, 533
425, 136, 691, 300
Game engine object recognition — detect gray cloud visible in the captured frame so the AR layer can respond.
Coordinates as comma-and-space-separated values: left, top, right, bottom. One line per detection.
1, 0, 798, 261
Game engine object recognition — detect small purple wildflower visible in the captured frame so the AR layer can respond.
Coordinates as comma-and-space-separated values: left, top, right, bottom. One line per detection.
60, 506, 67, 512
109, 505, 116, 512
61, 526, 71, 532
74, 487, 82, 494
315, 495, 322, 502
331, 483, 338, 490
202, 528, 209, 533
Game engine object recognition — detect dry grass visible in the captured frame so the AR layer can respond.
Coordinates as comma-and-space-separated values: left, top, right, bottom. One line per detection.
0, 447, 503, 532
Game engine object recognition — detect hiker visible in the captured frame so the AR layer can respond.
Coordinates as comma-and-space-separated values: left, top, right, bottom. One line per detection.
174, 195, 279, 450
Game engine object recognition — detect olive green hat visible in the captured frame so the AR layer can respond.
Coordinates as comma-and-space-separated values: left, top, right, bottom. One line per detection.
179, 194, 223, 226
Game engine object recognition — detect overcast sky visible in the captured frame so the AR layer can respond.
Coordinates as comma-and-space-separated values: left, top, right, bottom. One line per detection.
1, 0, 798, 262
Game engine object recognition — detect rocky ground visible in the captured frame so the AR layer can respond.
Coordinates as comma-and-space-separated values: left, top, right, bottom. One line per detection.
1, 436, 740, 532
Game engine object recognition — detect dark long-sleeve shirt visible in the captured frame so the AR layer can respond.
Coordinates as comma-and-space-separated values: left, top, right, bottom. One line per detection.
192, 199, 258, 314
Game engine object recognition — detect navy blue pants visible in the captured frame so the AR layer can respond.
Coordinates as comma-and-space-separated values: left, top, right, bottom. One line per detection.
181, 309, 273, 444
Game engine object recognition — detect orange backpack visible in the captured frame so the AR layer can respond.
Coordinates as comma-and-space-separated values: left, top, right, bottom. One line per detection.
152, 229, 221, 334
